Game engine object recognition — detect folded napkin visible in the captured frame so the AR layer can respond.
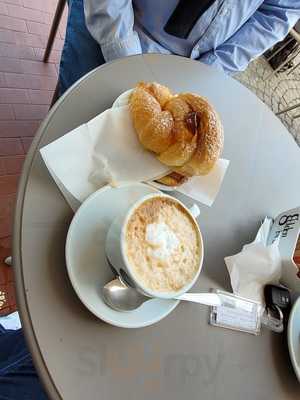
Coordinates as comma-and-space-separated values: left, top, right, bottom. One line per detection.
40, 91, 229, 210
41, 106, 168, 202
225, 218, 282, 304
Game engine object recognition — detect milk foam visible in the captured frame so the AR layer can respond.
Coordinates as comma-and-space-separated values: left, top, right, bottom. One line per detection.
145, 222, 179, 261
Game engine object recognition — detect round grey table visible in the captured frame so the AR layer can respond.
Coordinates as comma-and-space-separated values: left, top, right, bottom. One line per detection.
14, 54, 300, 400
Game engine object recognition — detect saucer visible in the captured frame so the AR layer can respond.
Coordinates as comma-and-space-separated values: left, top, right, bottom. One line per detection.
65, 182, 180, 328
288, 296, 300, 382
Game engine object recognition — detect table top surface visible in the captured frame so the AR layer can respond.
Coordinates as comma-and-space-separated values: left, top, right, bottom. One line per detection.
13, 54, 300, 400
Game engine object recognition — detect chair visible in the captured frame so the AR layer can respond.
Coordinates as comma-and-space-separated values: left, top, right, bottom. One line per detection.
285, 25, 300, 76
275, 25, 300, 117
267, 21, 300, 78
276, 102, 300, 118
43, 0, 67, 107
267, 21, 300, 117
43, 0, 67, 63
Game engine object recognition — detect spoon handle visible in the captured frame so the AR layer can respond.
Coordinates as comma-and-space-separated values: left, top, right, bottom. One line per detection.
175, 293, 222, 307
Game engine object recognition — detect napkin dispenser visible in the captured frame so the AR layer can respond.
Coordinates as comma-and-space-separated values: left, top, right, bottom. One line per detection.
268, 207, 300, 294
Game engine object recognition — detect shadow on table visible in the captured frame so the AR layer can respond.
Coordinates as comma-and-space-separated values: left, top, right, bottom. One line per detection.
270, 331, 299, 394
47, 221, 107, 327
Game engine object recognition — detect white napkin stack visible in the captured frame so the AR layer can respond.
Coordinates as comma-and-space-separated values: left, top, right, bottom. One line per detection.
40, 91, 229, 211
225, 218, 282, 304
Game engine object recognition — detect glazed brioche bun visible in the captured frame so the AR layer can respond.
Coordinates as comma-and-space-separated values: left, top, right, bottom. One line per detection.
129, 82, 224, 186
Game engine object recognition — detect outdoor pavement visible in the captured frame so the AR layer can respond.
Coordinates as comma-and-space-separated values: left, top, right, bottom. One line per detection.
0, 0, 66, 314
236, 55, 300, 146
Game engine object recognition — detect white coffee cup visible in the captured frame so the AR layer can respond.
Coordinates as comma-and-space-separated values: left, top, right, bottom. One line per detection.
105, 193, 203, 299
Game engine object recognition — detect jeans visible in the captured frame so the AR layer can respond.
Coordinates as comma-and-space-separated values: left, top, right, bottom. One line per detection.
0, 325, 48, 400
59, 0, 105, 94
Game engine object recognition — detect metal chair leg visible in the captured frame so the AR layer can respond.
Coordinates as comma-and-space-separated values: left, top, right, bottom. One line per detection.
265, 36, 294, 61
267, 46, 300, 79
287, 58, 300, 75
43, 0, 67, 62
276, 102, 300, 116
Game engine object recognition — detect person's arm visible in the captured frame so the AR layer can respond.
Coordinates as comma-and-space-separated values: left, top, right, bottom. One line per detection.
199, 0, 300, 74
83, 0, 142, 62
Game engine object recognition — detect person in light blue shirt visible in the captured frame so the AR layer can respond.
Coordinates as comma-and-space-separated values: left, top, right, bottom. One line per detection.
59, 0, 300, 93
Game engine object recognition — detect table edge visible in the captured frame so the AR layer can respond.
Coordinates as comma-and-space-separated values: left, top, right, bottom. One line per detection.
12, 53, 296, 399
13, 100, 64, 400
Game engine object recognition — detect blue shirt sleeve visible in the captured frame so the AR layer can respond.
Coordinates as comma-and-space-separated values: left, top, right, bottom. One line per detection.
84, 0, 142, 62
199, 0, 300, 74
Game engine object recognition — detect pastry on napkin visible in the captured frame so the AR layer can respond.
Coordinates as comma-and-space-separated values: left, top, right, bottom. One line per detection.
129, 82, 224, 186
40, 82, 229, 209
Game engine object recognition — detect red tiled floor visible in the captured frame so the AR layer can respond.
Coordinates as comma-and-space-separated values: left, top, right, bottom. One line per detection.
0, 0, 67, 314
27, 88, 54, 104
21, 136, 33, 152
2, 1, 22, 5
0, 175, 19, 195
0, 56, 25, 73
6, 4, 50, 24
0, 236, 16, 316
0, 137, 24, 155
0, 3, 7, 14
22, 0, 58, 14
26, 20, 51, 36
0, 87, 29, 103
0, 193, 16, 236
0, 104, 14, 119
0, 15, 27, 32
0, 42, 36, 59
13, 103, 49, 119
0, 120, 40, 137
0, 155, 25, 174
4, 72, 57, 89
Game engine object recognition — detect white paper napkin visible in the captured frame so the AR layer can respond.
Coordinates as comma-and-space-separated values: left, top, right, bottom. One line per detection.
40, 92, 229, 210
175, 159, 229, 207
41, 106, 169, 207
225, 218, 282, 304
0, 311, 22, 330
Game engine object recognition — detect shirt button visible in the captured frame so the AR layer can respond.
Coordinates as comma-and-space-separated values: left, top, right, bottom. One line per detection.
223, 8, 230, 16
191, 49, 198, 59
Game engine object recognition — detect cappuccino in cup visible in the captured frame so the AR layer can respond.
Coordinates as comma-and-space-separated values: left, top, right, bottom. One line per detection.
124, 196, 201, 293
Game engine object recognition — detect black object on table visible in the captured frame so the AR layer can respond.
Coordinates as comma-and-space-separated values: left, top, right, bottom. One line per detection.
264, 284, 291, 329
